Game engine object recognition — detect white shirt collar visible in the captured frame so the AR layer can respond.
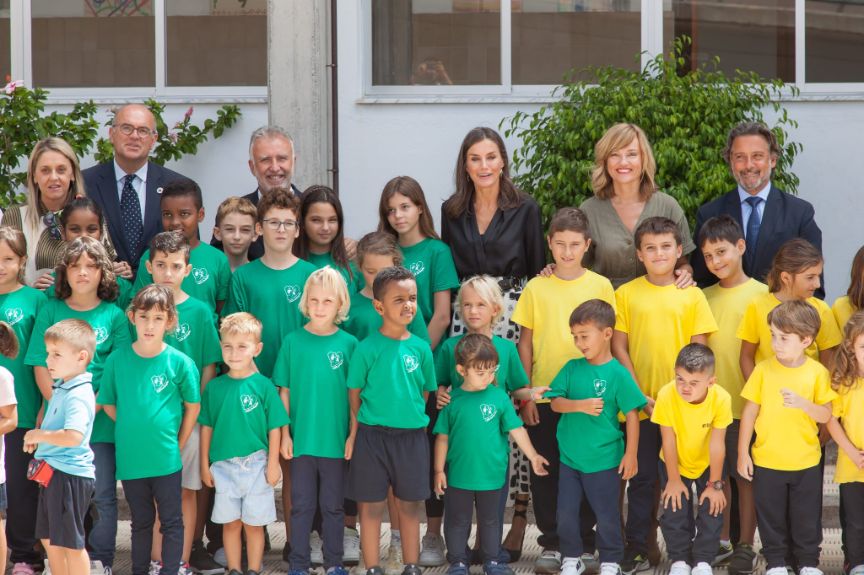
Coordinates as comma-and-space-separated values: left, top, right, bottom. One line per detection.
113, 160, 149, 184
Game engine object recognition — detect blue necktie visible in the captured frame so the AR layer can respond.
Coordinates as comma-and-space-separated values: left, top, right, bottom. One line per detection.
121, 174, 144, 261
745, 196, 763, 252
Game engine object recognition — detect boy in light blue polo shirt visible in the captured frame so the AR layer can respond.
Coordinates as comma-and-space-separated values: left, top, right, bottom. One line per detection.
23, 319, 97, 575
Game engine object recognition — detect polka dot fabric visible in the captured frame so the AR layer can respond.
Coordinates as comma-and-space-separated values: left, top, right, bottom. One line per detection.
121, 174, 145, 262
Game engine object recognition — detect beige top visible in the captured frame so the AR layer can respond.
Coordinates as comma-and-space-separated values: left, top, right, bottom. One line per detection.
580, 191, 695, 289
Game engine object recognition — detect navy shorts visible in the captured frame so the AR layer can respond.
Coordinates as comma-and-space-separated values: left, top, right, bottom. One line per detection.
348, 424, 429, 503
35, 468, 95, 549
0, 481, 6, 511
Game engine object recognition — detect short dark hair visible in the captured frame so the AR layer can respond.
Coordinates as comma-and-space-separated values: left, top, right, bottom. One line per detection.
149, 230, 191, 264
356, 231, 403, 267
372, 266, 415, 301
768, 300, 821, 340
129, 284, 177, 322
697, 215, 744, 248
548, 207, 590, 240
569, 299, 615, 330
634, 216, 682, 249
675, 343, 715, 374
722, 121, 781, 165
257, 186, 300, 223
160, 178, 203, 210
454, 333, 499, 371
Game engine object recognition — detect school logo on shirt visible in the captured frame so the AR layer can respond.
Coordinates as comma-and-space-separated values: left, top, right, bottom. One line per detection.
480, 404, 497, 423
173, 323, 191, 342
191, 267, 210, 285
240, 394, 259, 413
408, 261, 426, 276
593, 379, 607, 397
151, 374, 169, 394
93, 326, 109, 345
403, 354, 419, 373
284, 285, 301, 303
327, 351, 344, 370
4, 308, 23, 325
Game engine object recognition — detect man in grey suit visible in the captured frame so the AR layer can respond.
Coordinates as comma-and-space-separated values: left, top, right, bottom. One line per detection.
83, 103, 185, 273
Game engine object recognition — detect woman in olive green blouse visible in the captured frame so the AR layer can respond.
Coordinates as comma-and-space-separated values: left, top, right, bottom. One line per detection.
580, 123, 695, 288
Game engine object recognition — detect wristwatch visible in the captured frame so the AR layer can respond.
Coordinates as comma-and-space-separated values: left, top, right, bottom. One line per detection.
711, 479, 725, 491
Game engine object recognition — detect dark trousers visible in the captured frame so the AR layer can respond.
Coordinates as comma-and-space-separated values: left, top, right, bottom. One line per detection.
289, 456, 345, 570
425, 396, 444, 519
841, 483, 864, 569
444, 486, 500, 564
527, 403, 560, 550
4, 427, 42, 565
624, 419, 660, 555
658, 465, 723, 565
123, 471, 184, 575
88, 442, 118, 566
558, 464, 623, 563
753, 465, 822, 569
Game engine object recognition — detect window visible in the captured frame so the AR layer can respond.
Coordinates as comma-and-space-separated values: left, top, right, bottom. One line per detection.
166, 0, 267, 87
805, 0, 864, 83
31, 1, 156, 88
0, 2, 9, 84
512, 0, 641, 84
666, 0, 795, 82
372, 0, 502, 86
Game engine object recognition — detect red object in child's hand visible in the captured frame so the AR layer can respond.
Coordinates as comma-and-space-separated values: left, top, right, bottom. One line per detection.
27, 458, 54, 487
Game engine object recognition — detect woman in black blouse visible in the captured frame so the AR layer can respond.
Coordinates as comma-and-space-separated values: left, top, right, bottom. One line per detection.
440, 126, 545, 559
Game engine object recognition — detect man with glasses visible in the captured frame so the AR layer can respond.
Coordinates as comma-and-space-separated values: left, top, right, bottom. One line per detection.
83, 103, 187, 275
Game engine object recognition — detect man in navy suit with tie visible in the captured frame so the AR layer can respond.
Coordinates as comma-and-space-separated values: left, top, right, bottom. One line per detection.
691, 121, 824, 298
83, 104, 185, 274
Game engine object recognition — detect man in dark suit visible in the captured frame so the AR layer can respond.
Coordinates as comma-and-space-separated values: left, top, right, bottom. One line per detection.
691, 121, 823, 298
83, 103, 185, 274
210, 125, 301, 260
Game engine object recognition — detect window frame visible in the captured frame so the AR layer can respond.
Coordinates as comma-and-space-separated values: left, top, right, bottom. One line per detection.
8, 0, 267, 104
360, 0, 864, 102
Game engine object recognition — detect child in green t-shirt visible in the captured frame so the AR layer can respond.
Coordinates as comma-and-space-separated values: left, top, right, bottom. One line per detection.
199, 312, 288, 575
98, 285, 200, 575
24, 237, 131, 573
135, 178, 231, 315
433, 334, 548, 575
545, 299, 646, 575
346, 266, 437, 575
272, 267, 357, 575
212, 196, 260, 272
220, 187, 316, 556
144, 230, 222, 572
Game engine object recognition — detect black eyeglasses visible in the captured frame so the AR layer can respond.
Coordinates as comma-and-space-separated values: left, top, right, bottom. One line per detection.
43, 211, 62, 240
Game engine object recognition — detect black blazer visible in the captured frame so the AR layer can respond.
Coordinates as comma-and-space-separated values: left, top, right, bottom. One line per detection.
83, 160, 185, 268
209, 184, 302, 261
691, 185, 824, 298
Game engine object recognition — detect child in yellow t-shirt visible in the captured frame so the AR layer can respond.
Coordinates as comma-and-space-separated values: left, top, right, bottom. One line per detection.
832, 246, 864, 331
738, 301, 836, 575
612, 217, 717, 573
737, 238, 841, 380
827, 310, 864, 575
652, 344, 732, 575
511, 207, 614, 572
697, 215, 767, 570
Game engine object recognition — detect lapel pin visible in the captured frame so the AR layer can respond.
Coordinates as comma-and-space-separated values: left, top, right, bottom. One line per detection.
157, 187, 164, 194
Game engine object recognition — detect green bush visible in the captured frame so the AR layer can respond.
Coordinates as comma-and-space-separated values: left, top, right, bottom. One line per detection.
0, 82, 241, 208
502, 37, 802, 225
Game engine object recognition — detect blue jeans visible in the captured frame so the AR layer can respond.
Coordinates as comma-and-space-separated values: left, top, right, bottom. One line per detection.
89, 442, 118, 567
558, 463, 623, 563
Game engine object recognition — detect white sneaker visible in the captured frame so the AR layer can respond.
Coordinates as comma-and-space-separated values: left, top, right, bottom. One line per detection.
343, 527, 361, 565
419, 533, 446, 567
691, 562, 712, 575
149, 561, 162, 575
310, 530, 324, 566
850, 566, 864, 575
798, 568, 824, 575
561, 557, 586, 575
535, 550, 563, 574
765, 568, 789, 575
383, 542, 404, 575
599, 563, 621, 575
669, 561, 691, 575
580, 553, 599, 575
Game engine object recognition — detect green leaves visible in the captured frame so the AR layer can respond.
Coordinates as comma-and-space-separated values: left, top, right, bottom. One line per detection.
502, 36, 802, 226
0, 83, 241, 208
